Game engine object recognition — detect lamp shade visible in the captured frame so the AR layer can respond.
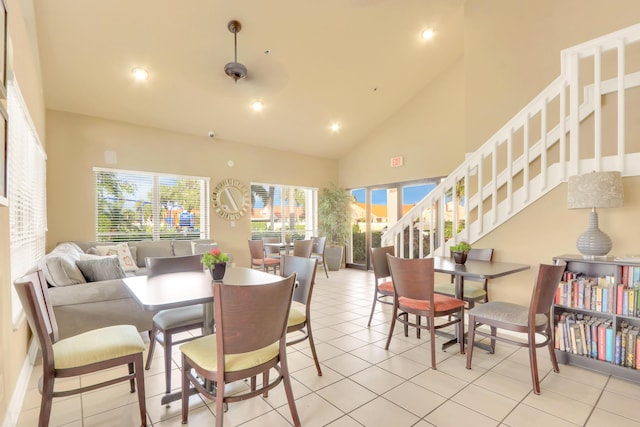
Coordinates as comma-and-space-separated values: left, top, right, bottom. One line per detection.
567, 171, 623, 209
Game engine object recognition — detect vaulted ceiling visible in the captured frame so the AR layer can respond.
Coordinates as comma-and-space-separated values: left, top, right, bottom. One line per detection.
34, 0, 464, 159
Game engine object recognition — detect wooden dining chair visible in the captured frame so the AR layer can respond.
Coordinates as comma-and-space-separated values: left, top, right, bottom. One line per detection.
292, 239, 313, 258
248, 239, 280, 273
310, 236, 329, 278
434, 248, 495, 308
367, 246, 395, 326
14, 270, 147, 427
466, 262, 565, 394
385, 255, 465, 368
281, 255, 322, 375
180, 274, 300, 427
145, 254, 204, 395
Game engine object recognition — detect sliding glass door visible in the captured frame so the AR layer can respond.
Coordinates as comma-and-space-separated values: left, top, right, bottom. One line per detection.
347, 179, 440, 269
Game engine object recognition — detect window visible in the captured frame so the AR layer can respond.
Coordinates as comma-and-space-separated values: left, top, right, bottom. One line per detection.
94, 168, 210, 241
250, 183, 317, 241
8, 78, 47, 327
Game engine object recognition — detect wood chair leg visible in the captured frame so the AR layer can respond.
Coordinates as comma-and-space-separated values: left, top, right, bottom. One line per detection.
145, 327, 157, 370
384, 305, 398, 349
134, 355, 147, 427
322, 261, 329, 278
367, 292, 378, 326
489, 326, 497, 353
39, 374, 55, 427
181, 357, 189, 424
128, 361, 135, 393
164, 331, 172, 394
429, 319, 437, 369
458, 308, 465, 355
280, 353, 301, 427
547, 326, 560, 373
416, 315, 421, 339
466, 315, 476, 369
307, 326, 323, 376
528, 330, 541, 395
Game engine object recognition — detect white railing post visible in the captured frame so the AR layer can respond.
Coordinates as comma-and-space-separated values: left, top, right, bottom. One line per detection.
569, 52, 580, 176
617, 39, 626, 173
594, 46, 602, 171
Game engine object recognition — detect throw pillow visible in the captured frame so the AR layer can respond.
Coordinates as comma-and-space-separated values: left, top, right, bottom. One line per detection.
38, 242, 87, 286
95, 243, 138, 272
76, 257, 126, 282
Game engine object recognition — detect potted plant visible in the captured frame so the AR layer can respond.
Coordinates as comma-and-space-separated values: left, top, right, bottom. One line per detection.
318, 183, 353, 271
449, 241, 471, 264
201, 247, 230, 281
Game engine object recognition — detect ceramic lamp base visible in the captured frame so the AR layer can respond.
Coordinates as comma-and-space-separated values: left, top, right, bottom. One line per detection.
576, 209, 612, 258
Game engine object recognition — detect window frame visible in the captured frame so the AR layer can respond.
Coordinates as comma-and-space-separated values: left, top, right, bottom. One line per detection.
93, 167, 210, 242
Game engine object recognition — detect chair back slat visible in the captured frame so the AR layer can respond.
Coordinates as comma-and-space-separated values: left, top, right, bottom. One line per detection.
14, 270, 58, 365
370, 246, 394, 282
293, 240, 313, 258
145, 254, 203, 277
530, 263, 566, 316
215, 274, 296, 356
386, 255, 434, 301
281, 255, 317, 305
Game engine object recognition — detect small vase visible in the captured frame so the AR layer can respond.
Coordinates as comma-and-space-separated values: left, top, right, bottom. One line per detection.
209, 262, 227, 281
452, 251, 468, 265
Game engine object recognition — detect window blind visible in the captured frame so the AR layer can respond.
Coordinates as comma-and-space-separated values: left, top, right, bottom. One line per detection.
94, 168, 209, 242
8, 77, 47, 327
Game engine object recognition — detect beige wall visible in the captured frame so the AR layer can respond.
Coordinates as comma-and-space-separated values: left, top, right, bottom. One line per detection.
465, 0, 640, 151
45, 110, 337, 265
0, 0, 46, 422
339, 58, 465, 188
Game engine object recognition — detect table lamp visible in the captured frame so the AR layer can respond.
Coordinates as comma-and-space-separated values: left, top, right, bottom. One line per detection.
567, 171, 623, 258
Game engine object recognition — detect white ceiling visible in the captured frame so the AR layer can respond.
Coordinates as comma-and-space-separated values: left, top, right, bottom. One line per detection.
33, 0, 464, 159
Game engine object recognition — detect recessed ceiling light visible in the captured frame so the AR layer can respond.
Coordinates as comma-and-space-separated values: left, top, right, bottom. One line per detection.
330, 122, 340, 133
421, 29, 434, 41
251, 101, 264, 112
131, 67, 149, 81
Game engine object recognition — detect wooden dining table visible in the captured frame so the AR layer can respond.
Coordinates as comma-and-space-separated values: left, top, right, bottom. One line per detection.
122, 267, 281, 404
433, 256, 530, 350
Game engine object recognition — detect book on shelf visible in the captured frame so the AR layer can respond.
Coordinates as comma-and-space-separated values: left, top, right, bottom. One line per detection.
636, 336, 640, 369
615, 331, 622, 365
605, 325, 614, 362
617, 284, 626, 315
626, 328, 639, 368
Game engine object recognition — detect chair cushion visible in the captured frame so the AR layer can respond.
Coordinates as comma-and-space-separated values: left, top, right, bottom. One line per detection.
53, 325, 145, 369
180, 334, 279, 373
153, 305, 204, 330
434, 282, 487, 300
253, 258, 280, 266
378, 280, 394, 294
288, 301, 306, 327
468, 301, 548, 327
399, 294, 465, 312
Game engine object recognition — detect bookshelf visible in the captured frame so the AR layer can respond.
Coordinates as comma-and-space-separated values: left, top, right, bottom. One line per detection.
552, 255, 640, 383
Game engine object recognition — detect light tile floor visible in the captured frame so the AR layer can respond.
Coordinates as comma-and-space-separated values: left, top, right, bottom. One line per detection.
16, 268, 640, 426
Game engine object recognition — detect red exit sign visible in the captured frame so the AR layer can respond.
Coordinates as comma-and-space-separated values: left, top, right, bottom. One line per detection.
390, 156, 404, 168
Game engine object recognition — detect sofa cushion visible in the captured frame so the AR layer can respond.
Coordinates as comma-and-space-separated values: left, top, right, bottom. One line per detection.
95, 243, 138, 272
129, 240, 174, 267
76, 257, 127, 282
38, 242, 87, 287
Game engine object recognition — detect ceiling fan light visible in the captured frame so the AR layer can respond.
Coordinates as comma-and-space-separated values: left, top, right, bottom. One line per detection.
224, 62, 247, 82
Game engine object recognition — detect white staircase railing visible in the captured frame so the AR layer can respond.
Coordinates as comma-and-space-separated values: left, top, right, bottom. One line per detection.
382, 23, 640, 258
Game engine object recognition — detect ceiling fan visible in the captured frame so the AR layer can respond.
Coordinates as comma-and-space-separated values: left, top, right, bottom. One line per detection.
224, 20, 247, 83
